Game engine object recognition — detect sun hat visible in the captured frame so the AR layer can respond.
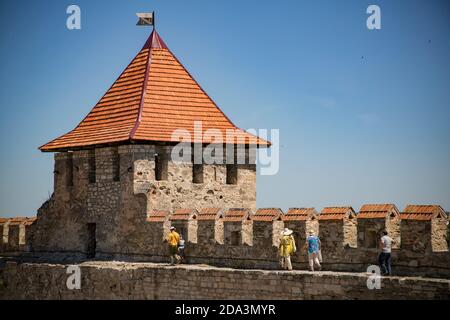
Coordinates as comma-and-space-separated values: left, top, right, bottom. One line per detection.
282, 228, 293, 236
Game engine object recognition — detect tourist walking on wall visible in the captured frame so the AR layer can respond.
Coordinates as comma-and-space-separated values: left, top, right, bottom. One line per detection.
178, 234, 186, 262
307, 230, 322, 271
167, 227, 181, 265
378, 230, 395, 275
279, 228, 296, 270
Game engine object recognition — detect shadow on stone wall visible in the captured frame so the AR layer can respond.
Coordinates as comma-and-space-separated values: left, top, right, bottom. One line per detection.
2, 208, 448, 279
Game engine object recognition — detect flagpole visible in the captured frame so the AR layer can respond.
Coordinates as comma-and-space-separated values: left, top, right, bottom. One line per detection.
152, 11, 156, 30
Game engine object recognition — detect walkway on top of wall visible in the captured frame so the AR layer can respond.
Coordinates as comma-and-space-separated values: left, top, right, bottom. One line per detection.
1, 260, 449, 300
2, 259, 450, 282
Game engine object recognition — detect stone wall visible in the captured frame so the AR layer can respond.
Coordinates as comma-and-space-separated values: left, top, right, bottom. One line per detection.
2, 211, 450, 278
0, 224, 4, 248
198, 220, 224, 245
356, 214, 403, 250
343, 216, 357, 248
146, 223, 166, 245
7, 225, 20, 252
24, 144, 255, 257
432, 216, 449, 252
253, 221, 283, 249
171, 220, 198, 244
387, 214, 401, 248
1, 221, 33, 253
401, 220, 432, 254
319, 221, 345, 260
30, 151, 91, 254
132, 145, 257, 212
2, 210, 450, 278
1, 146, 449, 279
1, 261, 449, 300
224, 222, 244, 246
357, 219, 385, 249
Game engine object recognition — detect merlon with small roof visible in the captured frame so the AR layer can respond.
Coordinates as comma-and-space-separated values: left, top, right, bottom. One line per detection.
357, 204, 399, 219
400, 205, 447, 221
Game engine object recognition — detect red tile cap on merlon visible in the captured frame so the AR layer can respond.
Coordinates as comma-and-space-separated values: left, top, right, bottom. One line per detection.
357, 204, 399, 219
400, 205, 446, 221
282, 208, 317, 221
146, 209, 170, 222
253, 208, 283, 221
197, 208, 223, 221
223, 208, 251, 222
319, 207, 355, 220
170, 208, 197, 221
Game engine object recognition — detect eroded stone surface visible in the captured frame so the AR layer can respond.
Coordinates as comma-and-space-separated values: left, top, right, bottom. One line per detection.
0, 261, 449, 300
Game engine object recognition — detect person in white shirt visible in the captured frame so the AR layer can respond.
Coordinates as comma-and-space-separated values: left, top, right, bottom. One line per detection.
378, 230, 395, 275
178, 234, 186, 261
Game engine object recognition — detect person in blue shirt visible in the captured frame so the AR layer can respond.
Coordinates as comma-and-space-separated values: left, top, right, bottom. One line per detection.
306, 230, 322, 271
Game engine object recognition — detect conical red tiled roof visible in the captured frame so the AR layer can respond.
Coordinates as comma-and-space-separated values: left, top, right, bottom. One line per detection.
40, 31, 270, 152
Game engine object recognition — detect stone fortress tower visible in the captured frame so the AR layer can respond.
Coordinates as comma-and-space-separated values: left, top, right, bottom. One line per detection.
30, 30, 269, 258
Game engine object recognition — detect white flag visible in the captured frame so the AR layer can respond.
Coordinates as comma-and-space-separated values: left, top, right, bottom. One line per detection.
136, 12, 154, 26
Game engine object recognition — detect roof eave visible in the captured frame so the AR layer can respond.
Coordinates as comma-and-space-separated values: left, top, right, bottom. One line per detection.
40, 138, 270, 153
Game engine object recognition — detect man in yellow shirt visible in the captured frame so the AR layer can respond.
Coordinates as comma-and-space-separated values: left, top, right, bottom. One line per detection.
167, 227, 181, 265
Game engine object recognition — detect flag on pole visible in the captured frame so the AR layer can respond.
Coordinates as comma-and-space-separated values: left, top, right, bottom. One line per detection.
136, 12, 154, 26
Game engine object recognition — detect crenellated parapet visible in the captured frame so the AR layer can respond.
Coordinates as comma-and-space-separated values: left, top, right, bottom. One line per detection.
3, 205, 448, 257
139, 205, 448, 277
169, 209, 198, 244
196, 208, 224, 245
252, 208, 283, 248
146, 209, 171, 244
222, 208, 253, 246
282, 208, 318, 251
400, 205, 448, 253
318, 207, 357, 257
357, 204, 401, 249
0, 217, 36, 253
2, 204, 449, 277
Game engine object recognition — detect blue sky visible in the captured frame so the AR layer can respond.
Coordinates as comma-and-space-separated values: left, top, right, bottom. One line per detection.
0, 0, 449, 217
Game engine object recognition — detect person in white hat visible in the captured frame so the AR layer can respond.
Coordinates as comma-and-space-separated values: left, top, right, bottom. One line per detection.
278, 228, 296, 270
306, 229, 322, 271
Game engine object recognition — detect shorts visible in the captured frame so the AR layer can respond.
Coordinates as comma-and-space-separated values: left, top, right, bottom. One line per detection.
169, 245, 178, 255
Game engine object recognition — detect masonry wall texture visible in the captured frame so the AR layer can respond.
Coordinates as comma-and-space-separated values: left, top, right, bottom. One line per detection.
198, 220, 224, 245
386, 213, 402, 247
1, 145, 450, 280
24, 145, 256, 255
432, 215, 449, 252
357, 216, 401, 250
253, 221, 283, 249
0, 261, 449, 300
2, 216, 449, 278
